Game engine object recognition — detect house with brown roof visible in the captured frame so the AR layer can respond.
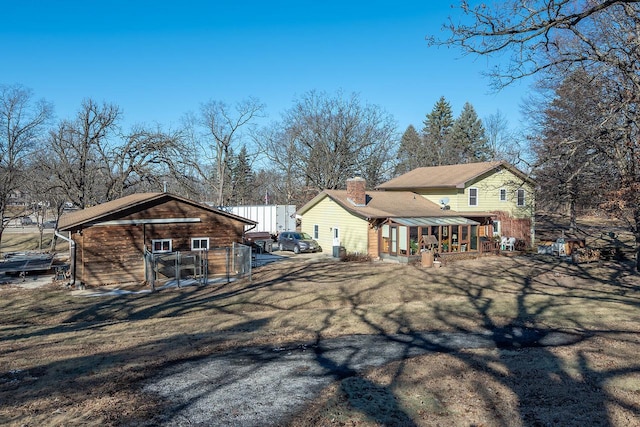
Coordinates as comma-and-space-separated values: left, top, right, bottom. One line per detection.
377, 161, 535, 247
57, 192, 256, 287
298, 161, 534, 262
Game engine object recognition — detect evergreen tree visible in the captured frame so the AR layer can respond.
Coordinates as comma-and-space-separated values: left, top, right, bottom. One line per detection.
394, 125, 423, 176
229, 145, 254, 205
450, 102, 491, 163
422, 96, 454, 166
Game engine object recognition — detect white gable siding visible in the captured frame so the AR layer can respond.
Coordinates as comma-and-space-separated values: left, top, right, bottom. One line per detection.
300, 196, 369, 254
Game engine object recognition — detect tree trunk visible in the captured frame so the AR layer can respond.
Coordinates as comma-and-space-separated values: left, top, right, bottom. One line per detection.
634, 206, 640, 273
569, 198, 577, 234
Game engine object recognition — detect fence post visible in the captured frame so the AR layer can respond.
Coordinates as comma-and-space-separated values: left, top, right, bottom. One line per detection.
225, 246, 231, 283
148, 251, 156, 292
176, 251, 180, 288
202, 249, 208, 285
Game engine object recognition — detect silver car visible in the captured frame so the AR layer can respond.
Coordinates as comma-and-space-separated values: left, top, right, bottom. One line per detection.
277, 231, 321, 254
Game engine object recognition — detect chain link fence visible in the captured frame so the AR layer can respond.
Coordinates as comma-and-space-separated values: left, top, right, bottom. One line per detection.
145, 243, 252, 291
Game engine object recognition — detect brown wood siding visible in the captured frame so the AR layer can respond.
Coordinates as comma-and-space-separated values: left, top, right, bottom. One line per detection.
76, 225, 145, 286
367, 226, 379, 258
207, 249, 231, 275
72, 198, 247, 286
493, 211, 532, 248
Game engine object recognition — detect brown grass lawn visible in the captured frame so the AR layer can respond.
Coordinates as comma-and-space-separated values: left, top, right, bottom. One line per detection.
0, 229, 68, 254
1, 227, 639, 425
1, 255, 639, 426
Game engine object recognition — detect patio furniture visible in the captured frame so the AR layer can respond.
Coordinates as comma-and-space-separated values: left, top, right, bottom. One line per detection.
505, 237, 516, 251
500, 236, 508, 250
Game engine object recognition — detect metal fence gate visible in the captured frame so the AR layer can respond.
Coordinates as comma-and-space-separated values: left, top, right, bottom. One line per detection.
144, 243, 252, 291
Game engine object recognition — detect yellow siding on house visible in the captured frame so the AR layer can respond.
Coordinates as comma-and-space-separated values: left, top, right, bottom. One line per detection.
300, 196, 370, 254
418, 168, 535, 219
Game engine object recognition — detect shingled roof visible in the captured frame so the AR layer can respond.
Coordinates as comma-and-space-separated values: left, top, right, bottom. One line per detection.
376, 161, 533, 190
298, 189, 462, 220
58, 193, 256, 231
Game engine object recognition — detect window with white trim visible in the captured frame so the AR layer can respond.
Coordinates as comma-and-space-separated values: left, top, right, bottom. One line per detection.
313, 224, 319, 239
468, 187, 478, 206
517, 188, 526, 206
191, 237, 209, 251
499, 188, 507, 202
152, 239, 172, 253
492, 220, 501, 236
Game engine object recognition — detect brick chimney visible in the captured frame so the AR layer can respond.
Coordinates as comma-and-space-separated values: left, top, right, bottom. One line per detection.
346, 177, 367, 206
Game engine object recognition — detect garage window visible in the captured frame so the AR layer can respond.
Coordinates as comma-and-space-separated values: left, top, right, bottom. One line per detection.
191, 237, 209, 251
152, 239, 172, 253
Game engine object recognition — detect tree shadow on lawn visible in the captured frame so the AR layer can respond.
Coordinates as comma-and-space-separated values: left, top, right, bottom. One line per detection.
60, 259, 358, 325
293, 255, 640, 426
420, 255, 640, 426
3, 255, 640, 426
0, 317, 272, 426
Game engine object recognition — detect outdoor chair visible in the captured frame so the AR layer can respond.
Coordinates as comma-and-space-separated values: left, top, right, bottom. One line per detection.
500, 236, 508, 250
506, 237, 516, 251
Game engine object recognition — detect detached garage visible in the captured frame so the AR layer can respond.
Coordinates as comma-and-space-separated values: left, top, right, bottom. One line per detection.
57, 193, 256, 287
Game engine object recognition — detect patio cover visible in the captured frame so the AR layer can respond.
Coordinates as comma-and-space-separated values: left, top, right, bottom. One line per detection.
390, 217, 480, 227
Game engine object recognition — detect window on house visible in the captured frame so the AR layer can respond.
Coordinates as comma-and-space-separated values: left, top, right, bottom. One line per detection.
499, 188, 507, 202
313, 224, 319, 239
492, 221, 501, 236
517, 189, 526, 206
469, 187, 478, 206
152, 239, 172, 253
191, 237, 209, 251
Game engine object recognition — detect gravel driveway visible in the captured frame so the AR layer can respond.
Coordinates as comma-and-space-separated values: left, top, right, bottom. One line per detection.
144, 327, 584, 426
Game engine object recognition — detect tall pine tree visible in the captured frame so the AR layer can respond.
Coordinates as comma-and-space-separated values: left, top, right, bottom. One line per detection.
450, 102, 491, 163
229, 145, 254, 205
422, 96, 454, 166
394, 125, 424, 176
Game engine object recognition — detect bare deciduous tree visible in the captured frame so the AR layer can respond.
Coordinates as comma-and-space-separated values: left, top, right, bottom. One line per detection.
187, 98, 265, 206
48, 99, 121, 208
262, 90, 397, 194
484, 110, 521, 163
433, 0, 640, 270
256, 125, 309, 205
0, 84, 53, 248
96, 125, 185, 200
47, 99, 185, 208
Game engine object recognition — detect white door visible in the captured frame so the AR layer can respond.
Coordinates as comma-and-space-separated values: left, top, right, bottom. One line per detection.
333, 227, 340, 247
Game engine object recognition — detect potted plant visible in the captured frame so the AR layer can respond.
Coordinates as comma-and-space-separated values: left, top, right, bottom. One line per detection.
410, 239, 418, 255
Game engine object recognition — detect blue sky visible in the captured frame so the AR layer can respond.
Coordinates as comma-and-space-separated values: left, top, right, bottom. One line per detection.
1, 1, 529, 135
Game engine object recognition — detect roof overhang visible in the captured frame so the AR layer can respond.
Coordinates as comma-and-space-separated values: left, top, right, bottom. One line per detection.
388, 217, 480, 227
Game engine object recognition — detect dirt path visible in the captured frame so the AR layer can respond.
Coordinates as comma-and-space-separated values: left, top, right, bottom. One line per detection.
144, 327, 583, 426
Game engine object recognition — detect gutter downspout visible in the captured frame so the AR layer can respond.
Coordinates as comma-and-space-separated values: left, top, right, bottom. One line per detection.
54, 230, 76, 287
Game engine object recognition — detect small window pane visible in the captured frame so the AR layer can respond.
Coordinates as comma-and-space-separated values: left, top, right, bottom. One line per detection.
152, 239, 172, 253
191, 238, 209, 251
469, 188, 478, 206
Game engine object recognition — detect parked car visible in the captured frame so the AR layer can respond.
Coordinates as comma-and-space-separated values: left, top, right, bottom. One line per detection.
277, 231, 321, 254
243, 231, 275, 253
19, 216, 34, 226
42, 220, 57, 229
